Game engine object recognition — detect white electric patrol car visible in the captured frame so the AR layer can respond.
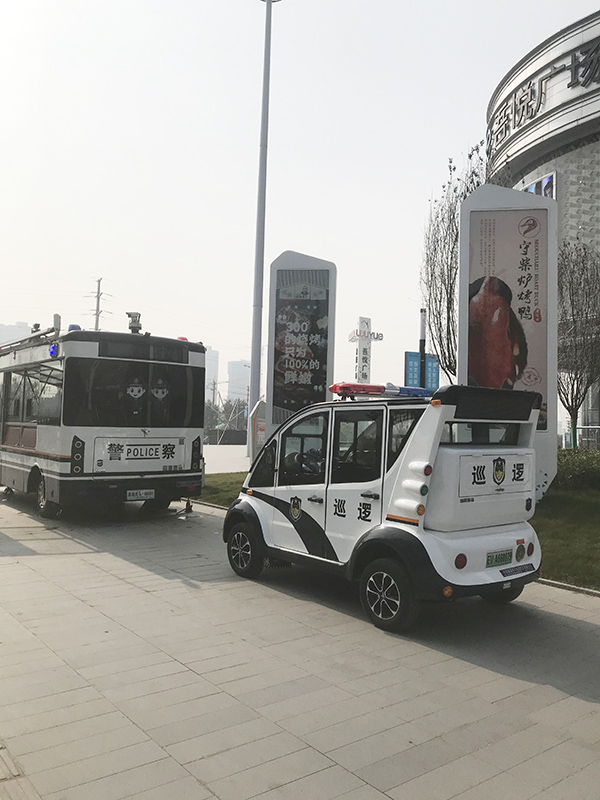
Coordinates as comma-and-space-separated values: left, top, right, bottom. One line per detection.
223, 383, 542, 632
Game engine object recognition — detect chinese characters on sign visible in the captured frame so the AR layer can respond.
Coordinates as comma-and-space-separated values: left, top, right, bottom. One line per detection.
348, 317, 384, 384
487, 36, 600, 158
272, 275, 330, 416
468, 209, 548, 429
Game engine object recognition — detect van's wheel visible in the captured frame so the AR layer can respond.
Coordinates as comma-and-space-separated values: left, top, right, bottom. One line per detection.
227, 523, 264, 579
35, 475, 61, 519
480, 585, 524, 604
359, 558, 420, 632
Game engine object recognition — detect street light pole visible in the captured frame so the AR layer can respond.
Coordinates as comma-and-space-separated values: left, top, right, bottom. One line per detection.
249, 0, 281, 416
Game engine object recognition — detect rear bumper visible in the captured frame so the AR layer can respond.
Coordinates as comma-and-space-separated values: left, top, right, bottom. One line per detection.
57, 474, 203, 506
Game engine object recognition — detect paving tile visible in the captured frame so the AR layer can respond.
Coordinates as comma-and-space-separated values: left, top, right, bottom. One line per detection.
1, 686, 104, 724
6, 711, 132, 757
450, 770, 543, 800
132, 776, 216, 799
279, 696, 390, 736
28, 740, 167, 795
300, 707, 409, 751
327, 722, 435, 771
355, 737, 465, 791
475, 723, 571, 771
505, 739, 599, 792
258, 687, 353, 722
206, 748, 333, 800
15, 724, 150, 774
256, 765, 364, 800
44, 757, 188, 800
387, 754, 501, 799
186, 731, 306, 783
148, 702, 260, 747
167, 717, 282, 764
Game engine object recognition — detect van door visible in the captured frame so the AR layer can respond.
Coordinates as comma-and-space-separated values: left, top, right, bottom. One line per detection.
325, 406, 385, 563
269, 410, 336, 560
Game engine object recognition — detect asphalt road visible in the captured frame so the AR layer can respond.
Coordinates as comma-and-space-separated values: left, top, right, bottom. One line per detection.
1, 493, 600, 799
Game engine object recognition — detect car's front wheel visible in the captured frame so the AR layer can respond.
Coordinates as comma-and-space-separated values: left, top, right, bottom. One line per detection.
226, 522, 264, 579
359, 558, 420, 632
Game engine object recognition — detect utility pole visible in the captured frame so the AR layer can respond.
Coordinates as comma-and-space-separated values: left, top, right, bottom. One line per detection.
94, 278, 103, 331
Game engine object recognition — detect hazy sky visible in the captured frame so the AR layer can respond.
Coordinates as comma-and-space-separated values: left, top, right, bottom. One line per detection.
1, 1, 597, 393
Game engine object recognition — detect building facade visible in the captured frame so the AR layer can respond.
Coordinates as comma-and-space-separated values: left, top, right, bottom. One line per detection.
487, 12, 600, 432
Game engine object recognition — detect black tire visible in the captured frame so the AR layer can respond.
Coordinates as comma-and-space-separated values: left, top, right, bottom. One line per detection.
359, 558, 421, 632
480, 585, 524, 604
227, 522, 264, 579
35, 474, 61, 519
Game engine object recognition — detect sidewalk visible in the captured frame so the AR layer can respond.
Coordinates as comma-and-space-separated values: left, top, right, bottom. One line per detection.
1, 497, 600, 800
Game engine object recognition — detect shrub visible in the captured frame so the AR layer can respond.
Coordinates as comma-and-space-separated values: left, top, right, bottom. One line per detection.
554, 449, 600, 490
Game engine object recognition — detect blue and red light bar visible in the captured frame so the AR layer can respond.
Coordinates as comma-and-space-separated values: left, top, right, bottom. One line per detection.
330, 382, 432, 399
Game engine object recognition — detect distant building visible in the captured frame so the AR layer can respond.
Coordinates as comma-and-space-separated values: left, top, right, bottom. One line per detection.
227, 360, 250, 402
0, 322, 30, 345
204, 346, 219, 404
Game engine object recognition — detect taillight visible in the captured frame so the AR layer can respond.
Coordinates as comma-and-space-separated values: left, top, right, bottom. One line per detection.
527, 542, 534, 557
424, 464, 433, 476
455, 553, 467, 569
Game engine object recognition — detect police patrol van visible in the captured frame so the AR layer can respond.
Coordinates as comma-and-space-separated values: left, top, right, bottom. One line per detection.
223, 383, 542, 632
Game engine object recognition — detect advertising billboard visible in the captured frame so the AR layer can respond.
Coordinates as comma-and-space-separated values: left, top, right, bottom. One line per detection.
458, 185, 557, 498
266, 251, 336, 435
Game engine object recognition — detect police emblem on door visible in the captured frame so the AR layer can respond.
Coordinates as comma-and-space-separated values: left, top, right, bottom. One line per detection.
289, 496, 302, 522
493, 457, 506, 485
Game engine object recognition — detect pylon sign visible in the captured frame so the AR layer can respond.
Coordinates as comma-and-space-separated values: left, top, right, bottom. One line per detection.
457, 184, 558, 498
348, 317, 384, 384
266, 251, 336, 435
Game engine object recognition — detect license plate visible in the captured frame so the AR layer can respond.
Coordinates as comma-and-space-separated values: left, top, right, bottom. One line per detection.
486, 549, 513, 568
127, 489, 155, 501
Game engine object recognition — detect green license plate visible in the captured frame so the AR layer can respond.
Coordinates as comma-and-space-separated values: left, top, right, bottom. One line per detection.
486, 549, 513, 568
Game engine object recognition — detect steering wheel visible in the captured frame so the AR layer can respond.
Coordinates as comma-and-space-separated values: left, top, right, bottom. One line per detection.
298, 449, 322, 474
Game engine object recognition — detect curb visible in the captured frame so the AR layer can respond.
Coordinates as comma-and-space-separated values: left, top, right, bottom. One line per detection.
538, 577, 600, 598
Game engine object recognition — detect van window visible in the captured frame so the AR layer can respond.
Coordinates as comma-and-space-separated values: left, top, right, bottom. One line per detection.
387, 409, 424, 470
249, 441, 277, 487
331, 409, 383, 484
279, 412, 328, 485
441, 421, 520, 446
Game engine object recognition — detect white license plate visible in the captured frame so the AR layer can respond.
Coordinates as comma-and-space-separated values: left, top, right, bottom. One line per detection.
127, 489, 155, 501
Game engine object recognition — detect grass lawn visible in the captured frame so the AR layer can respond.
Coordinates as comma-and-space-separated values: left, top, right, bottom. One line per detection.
532, 488, 600, 591
200, 472, 247, 509
202, 474, 600, 592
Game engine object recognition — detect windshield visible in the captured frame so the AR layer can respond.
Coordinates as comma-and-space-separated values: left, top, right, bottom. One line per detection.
63, 357, 204, 428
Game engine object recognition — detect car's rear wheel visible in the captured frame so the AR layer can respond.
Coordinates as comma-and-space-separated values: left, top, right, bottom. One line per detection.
227, 522, 264, 579
480, 585, 524, 604
359, 558, 420, 632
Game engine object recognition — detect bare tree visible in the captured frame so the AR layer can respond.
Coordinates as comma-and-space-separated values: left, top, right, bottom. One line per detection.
421, 144, 486, 380
557, 240, 600, 447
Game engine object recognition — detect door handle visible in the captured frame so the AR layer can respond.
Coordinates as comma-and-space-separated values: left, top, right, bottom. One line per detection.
360, 491, 380, 500
307, 495, 324, 504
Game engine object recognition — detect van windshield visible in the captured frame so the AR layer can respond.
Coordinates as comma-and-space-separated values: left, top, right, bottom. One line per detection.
63, 357, 204, 428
